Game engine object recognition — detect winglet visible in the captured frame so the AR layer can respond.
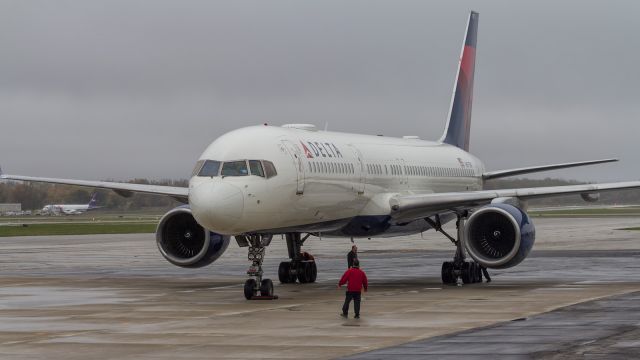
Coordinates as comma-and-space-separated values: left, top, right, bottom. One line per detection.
440, 11, 479, 151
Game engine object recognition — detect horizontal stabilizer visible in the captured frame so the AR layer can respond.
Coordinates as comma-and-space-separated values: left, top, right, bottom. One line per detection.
482, 159, 618, 180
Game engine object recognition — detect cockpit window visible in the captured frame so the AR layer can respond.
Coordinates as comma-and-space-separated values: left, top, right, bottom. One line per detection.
221, 160, 249, 176
197, 160, 221, 177
263, 161, 277, 178
192, 160, 205, 177
249, 160, 265, 177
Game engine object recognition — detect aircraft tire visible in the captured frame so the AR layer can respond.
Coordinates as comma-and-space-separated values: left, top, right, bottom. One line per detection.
461, 262, 473, 284
470, 262, 478, 283
244, 279, 257, 300
278, 262, 291, 283
297, 262, 309, 283
441, 262, 454, 284
309, 262, 317, 283
260, 278, 274, 297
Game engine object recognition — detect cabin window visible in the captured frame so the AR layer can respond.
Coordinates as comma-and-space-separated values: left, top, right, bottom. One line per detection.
221, 161, 248, 177
198, 160, 221, 177
249, 160, 265, 177
263, 161, 278, 178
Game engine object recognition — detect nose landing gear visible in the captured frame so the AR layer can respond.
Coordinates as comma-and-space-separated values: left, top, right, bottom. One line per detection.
238, 234, 277, 300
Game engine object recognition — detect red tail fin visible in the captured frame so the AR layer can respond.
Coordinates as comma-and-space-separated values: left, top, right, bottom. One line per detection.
440, 11, 478, 151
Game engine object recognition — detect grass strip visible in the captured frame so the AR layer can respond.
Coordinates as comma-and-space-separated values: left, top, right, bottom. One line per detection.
0, 223, 156, 237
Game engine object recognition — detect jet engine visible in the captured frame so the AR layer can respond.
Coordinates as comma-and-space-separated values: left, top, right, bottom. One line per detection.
156, 206, 230, 268
464, 203, 535, 269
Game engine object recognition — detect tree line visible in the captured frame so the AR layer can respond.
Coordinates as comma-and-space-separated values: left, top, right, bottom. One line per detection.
0, 179, 186, 211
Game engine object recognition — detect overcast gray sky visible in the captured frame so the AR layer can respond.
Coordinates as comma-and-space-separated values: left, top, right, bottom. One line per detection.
1, 0, 639, 182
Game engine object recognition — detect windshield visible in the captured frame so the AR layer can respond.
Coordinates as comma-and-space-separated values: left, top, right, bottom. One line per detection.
192, 160, 205, 177
221, 161, 249, 176
263, 161, 277, 178
197, 160, 221, 177
249, 160, 265, 177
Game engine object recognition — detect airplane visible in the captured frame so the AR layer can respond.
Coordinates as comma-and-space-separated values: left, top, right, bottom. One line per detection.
2, 11, 640, 299
41, 193, 101, 215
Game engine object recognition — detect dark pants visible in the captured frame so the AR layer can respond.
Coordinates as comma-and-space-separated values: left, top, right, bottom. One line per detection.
342, 291, 362, 316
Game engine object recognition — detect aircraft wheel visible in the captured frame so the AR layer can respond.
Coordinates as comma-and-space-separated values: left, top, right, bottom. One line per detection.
441, 262, 454, 284
288, 266, 298, 283
475, 264, 483, 283
461, 262, 473, 284
260, 278, 274, 297
469, 262, 478, 283
297, 262, 310, 283
278, 262, 291, 284
244, 279, 257, 300
309, 262, 317, 283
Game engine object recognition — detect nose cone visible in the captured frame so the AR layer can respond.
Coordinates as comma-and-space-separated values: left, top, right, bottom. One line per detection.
189, 180, 244, 234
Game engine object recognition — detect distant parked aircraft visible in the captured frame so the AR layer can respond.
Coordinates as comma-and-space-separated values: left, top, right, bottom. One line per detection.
42, 193, 100, 215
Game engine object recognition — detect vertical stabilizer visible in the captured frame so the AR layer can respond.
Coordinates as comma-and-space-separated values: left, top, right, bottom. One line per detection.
439, 11, 478, 151
88, 193, 98, 209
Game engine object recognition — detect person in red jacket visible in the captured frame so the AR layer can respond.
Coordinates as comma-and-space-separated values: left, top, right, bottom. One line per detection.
338, 259, 368, 319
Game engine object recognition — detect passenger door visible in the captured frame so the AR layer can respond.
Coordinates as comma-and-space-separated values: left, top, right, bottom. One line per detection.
348, 145, 365, 194
280, 140, 305, 195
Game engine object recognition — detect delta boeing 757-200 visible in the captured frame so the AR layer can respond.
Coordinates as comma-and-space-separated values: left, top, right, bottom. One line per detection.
3, 12, 640, 299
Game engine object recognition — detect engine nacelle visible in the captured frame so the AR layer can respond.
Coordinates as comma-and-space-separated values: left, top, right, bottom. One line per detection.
581, 192, 600, 202
464, 203, 535, 269
156, 206, 231, 268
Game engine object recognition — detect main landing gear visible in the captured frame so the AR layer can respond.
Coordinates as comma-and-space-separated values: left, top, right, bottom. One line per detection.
427, 214, 486, 285
278, 233, 317, 284
236, 234, 276, 300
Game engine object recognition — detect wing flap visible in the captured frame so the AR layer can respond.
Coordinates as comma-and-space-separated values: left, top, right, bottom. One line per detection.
1, 174, 189, 202
390, 181, 640, 222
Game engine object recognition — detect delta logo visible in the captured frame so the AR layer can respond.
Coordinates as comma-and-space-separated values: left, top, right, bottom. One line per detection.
299, 141, 343, 159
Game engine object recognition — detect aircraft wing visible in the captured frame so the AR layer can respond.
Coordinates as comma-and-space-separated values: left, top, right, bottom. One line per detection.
0, 174, 189, 203
482, 159, 618, 180
390, 181, 640, 222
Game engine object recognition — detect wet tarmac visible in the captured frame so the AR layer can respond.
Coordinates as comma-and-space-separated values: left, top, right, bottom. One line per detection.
0, 217, 639, 359
343, 291, 640, 359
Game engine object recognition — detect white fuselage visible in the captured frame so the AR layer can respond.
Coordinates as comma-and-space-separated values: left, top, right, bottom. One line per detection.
42, 204, 90, 214
189, 125, 485, 236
